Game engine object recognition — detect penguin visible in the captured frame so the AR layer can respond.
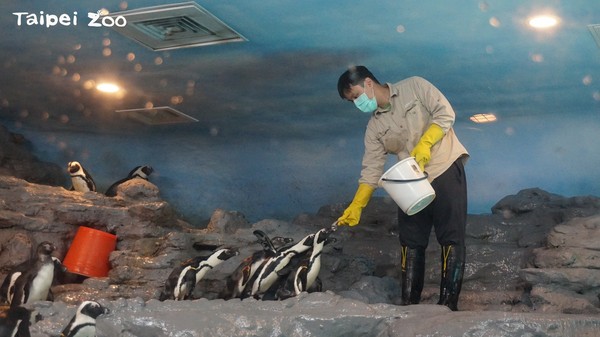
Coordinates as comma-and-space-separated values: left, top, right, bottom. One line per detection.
105, 165, 154, 197
67, 161, 96, 192
9, 242, 57, 308
0, 306, 31, 337
160, 248, 239, 301
0, 271, 21, 305
60, 300, 109, 337
220, 231, 293, 300
0, 242, 60, 306
247, 232, 316, 299
276, 227, 335, 300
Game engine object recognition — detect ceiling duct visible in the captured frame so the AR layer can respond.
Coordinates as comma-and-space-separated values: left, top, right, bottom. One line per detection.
116, 106, 199, 125
105, 1, 246, 51
588, 24, 600, 48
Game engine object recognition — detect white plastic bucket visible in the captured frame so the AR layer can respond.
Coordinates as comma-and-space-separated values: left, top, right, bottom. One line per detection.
378, 157, 436, 215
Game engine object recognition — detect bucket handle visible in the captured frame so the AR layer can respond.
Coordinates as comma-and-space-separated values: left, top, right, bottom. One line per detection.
381, 172, 429, 183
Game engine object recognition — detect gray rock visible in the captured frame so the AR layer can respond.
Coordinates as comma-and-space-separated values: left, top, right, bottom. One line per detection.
2, 163, 600, 335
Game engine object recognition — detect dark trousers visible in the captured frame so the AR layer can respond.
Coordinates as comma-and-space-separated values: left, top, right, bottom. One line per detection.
398, 159, 467, 248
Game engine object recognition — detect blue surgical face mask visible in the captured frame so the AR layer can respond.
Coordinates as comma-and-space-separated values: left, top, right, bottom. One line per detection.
353, 84, 377, 113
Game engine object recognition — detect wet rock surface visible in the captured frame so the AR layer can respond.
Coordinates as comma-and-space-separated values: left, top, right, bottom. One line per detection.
1, 175, 600, 336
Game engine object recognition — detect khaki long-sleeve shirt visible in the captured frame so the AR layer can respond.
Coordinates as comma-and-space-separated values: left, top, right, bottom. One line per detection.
359, 76, 469, 188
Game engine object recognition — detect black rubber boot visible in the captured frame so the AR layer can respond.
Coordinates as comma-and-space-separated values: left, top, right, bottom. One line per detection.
401, 246, 426, 305
437, 245, 465, 311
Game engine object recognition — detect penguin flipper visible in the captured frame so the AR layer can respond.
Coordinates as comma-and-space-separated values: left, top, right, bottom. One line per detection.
253, 230, 277, 255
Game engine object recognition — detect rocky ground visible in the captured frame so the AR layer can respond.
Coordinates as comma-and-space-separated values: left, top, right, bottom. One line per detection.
1, 124, 600, 336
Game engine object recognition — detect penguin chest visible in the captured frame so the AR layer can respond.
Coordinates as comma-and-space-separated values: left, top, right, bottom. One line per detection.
65, 317, 96, 337
305, 258, 321, 289
28, 264, 54, 302
174, 267, 194, 300
7, 272, 22, 304
255, 255, 292, 294
71, 176, 91, 192
68, 324, 96, 337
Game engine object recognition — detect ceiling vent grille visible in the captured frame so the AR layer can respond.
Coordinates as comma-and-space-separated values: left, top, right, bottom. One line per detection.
116, 106, 199, 125
588, 24, 600, 48
106, 1, 246, 51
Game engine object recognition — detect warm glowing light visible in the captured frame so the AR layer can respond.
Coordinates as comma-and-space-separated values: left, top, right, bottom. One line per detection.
96, 83, 120, 93
528, 15, 558, 29
470, 113, 497, 124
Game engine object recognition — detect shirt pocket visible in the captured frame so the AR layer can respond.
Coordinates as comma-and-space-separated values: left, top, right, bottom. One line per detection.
403, 99, 419, 117
381, 129, 409, 154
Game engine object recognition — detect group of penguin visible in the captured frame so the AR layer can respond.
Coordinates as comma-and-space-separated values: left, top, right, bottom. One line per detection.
0, 228, 336, 336
160, 226, 336, 302
67, 161, 154, 195
0, 242, 109, 337
0, 161, 336, 335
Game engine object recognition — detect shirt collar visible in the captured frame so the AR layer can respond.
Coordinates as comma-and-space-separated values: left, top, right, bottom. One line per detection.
374, 83, 395, 116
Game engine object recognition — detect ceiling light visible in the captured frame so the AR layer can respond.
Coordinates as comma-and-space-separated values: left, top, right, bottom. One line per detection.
470, 113, 497, 124
96, 83, 120, 93
528, 15, 558, 29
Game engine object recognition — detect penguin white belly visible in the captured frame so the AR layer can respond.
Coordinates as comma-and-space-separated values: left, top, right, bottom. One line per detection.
28, 264, 54, 303
174, 266, 192, 300
7, 272, 21, 304
254, 255, 294, 295
305, 259, 321, 289
71, 177, 89, 192
70, 325, 96, 337
194, 261, 217, 284
66, 317, 96, 337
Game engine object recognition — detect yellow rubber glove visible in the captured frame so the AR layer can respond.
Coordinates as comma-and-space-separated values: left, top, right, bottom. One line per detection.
337, 183, 375, 226
410, 123, 445, 171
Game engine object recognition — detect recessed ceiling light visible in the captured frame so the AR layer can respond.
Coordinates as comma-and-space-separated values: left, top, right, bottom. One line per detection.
96, 83, 120, 93
470, 113, 497, 124
528, 15, 559, 29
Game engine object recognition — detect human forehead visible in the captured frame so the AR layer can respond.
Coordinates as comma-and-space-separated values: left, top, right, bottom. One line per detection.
342, 84, 365, 101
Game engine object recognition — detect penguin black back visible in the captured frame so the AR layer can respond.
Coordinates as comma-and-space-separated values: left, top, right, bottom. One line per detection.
105, 165, 153, 197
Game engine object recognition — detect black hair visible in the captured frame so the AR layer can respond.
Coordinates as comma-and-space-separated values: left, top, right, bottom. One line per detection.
337, 65, 380, 99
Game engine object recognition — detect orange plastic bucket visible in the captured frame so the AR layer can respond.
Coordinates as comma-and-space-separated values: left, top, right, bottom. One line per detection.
63, 226, 117, 277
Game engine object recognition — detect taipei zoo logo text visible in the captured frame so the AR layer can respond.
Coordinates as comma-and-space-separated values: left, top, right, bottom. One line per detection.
13, 10, 127, 28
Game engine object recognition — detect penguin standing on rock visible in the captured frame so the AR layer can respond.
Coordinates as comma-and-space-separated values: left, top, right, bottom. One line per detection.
9, 242, 58, 308
247, 232, 316, 299
67, 161, 96, 192
60, 300, 109, 337
105, 165, 154, 197
220, 231, 293, 300
160, 248, 239, 301
276, 227, 336, 300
